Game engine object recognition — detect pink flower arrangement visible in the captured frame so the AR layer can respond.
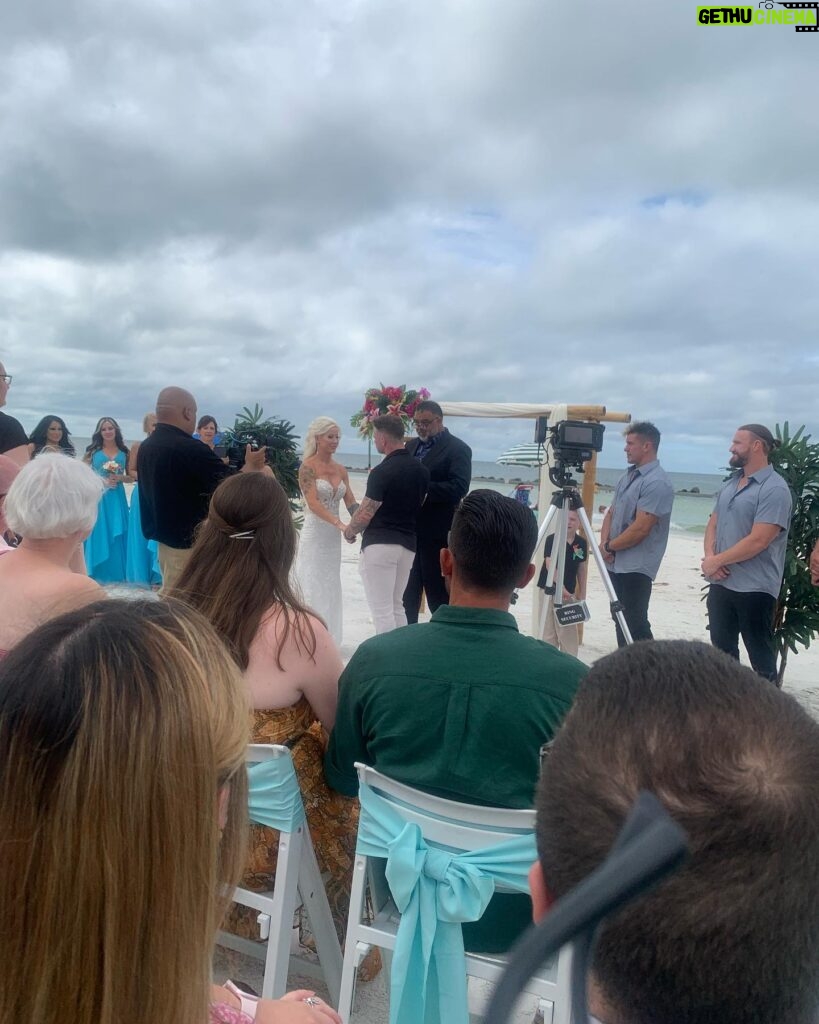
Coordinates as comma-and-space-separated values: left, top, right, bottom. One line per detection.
351, 384, 431, 438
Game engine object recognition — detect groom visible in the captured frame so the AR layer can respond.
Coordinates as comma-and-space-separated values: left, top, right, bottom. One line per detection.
344, 415, 429, 634
402, 401, 472, 622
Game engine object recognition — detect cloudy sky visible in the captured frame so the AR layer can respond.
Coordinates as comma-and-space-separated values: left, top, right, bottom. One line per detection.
1, 0, 816, 472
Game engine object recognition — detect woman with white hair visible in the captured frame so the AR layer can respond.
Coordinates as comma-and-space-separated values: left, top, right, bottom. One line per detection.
0, 453, 103, 657
294, 418, 358, 646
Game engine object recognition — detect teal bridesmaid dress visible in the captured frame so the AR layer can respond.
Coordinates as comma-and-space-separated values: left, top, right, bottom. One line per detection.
125, 484, 161, 586
84, 449, 130, 583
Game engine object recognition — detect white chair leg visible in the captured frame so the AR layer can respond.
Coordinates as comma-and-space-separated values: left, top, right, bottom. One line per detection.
536, 997, 554, 1024
337, 855, 369, 1023
552, 945, 573, 1024
298, 836, 343, 1005
261, 826, 304, 998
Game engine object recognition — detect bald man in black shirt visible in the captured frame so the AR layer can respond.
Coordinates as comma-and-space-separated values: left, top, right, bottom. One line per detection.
137, 386, 270, 589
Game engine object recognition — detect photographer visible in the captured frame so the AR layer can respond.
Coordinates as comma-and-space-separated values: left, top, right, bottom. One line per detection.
137, 387, 271, 590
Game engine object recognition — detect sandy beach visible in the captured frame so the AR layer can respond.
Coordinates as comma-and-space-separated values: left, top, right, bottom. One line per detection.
337, 472, 819, 702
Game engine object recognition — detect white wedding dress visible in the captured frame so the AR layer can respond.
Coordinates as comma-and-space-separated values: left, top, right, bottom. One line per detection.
295, 479, 345, 645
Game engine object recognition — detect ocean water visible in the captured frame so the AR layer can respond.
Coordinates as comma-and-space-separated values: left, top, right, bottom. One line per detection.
339, 452, 720, 534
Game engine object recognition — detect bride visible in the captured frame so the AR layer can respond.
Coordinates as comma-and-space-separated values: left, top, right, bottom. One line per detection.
295, 418, 358, 645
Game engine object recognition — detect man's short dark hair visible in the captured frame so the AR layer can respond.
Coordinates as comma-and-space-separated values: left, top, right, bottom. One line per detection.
371, 414, 404, 441
535, 640, 819, 1024
414, 400, 443, 419
448, 489, 537, 592
625, 421, 661, 449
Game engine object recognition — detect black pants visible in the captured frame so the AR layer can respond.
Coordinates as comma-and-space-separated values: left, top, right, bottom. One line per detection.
402, 539, 449, 624
610, 571, 654, 646
706, 585, 777, 682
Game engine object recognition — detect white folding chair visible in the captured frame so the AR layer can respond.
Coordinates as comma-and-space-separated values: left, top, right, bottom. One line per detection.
337, 763, 572, 1024
217, 743, 342, 1003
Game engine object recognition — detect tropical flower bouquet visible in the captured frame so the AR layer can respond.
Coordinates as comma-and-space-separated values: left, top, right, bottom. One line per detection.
350, 384, 431, 438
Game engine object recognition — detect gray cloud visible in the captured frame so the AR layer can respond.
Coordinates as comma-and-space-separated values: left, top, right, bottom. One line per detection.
1, 0, 817, 470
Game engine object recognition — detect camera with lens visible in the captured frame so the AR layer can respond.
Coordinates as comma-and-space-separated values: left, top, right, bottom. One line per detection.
551, 420, 605, 461
535, 417, 605, 484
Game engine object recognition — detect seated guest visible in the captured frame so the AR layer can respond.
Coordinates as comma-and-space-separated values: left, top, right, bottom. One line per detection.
0, 454, 102, 656
0, 598, 340, 1024
530, 640, 819, 1024
325, 488, 587, 953
170, 473, 362, 953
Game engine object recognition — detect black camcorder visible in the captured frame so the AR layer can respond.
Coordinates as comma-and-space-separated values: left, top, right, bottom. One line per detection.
552, 420, 605, 457
535, 417, 605, 465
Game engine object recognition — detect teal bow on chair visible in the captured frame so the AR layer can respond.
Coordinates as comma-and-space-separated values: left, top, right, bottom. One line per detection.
356, 782, 537, 1024
247, 756, 306, 832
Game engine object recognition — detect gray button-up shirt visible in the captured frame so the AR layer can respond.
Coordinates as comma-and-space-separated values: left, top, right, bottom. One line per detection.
711, 465, 792, 597
609, 460, 674, 580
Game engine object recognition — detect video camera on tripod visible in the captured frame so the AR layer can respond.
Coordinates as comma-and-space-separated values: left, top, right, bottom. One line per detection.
535, 416, 605, 483
533, 415, 633, 643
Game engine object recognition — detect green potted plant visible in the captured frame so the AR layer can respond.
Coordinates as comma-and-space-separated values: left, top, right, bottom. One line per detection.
221, 405, 301, 511
769, 422, 819, 684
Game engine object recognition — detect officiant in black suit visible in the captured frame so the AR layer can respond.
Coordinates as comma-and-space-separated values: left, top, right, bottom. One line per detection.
403, 401, 472, 622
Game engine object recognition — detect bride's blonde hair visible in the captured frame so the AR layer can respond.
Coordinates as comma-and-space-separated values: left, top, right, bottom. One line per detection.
303, 417, 340, 459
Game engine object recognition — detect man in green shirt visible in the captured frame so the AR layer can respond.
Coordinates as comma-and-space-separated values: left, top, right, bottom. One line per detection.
325, 488, 586, 952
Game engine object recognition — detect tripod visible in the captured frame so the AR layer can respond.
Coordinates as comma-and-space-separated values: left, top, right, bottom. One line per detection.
535, 463, 633, 646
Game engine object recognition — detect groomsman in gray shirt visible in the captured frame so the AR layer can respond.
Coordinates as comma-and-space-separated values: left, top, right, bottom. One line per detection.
702, 423, 792, 683
601, 422, 674, 645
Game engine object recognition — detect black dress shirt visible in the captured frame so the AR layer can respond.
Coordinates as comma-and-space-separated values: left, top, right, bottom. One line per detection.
137, 423, 234, 549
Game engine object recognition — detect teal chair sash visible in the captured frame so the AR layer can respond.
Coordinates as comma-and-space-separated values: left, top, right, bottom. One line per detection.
356, 781, 536, 1024
247, 755, 306, 833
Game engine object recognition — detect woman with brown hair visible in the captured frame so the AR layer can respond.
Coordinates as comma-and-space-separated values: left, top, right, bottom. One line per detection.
82, 416, 132, 582
169, 473, 359, 950
196, 414, 220, 449
0, 598, 340, 1024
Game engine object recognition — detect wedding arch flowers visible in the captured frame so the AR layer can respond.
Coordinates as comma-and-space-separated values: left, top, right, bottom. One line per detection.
350, 384, 431, 437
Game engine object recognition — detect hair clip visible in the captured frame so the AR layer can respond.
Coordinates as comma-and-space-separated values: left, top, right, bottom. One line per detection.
229, 530, 255, 540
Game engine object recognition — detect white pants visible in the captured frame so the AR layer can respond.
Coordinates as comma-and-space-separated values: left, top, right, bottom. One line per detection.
540, 596, 580, 658
359, 544, 416, 634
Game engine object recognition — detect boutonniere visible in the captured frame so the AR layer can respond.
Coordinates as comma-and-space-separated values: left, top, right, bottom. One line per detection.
571, 543, 585, 561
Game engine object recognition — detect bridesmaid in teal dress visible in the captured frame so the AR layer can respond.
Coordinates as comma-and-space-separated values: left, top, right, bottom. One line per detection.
83, 417, 131, 583
126, 411, 161, 587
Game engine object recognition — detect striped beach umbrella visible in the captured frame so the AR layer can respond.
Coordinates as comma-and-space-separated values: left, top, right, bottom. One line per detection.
496, 443, 545, 467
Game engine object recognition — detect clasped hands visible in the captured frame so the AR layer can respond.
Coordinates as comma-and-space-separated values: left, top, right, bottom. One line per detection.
701, 554, 730, 581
